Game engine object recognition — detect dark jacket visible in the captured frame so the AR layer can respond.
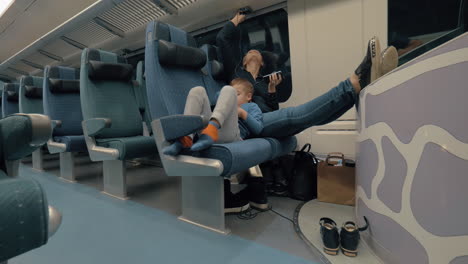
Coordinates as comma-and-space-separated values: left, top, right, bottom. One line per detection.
216, 21, 279, 113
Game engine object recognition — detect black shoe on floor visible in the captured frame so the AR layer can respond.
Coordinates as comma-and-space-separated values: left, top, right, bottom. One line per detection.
238, 177, 270, 211
340, 217, 369, 257
320, 217, 340, 256
224, 179, 250, 214
355, 36, 382, 89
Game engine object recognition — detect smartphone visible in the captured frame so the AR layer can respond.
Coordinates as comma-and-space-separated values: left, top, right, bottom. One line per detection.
263, 71, 282, 83
239, 7, 253, 15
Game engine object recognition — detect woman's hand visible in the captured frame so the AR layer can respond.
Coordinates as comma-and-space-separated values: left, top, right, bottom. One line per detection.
268, 73, 283, 93
237, 107, 248, 120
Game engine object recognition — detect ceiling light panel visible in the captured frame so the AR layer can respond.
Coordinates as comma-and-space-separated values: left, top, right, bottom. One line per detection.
41, 39, 80, 58
26, 51, 57, 66
2, 71, 20, 79
98, 0, 167, 33
11, 61, 37, 73
64, 21, 116, 47
166, 0, 196, 9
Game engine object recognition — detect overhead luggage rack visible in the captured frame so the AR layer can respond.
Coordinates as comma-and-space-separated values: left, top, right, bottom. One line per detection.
0, 0, 200, 80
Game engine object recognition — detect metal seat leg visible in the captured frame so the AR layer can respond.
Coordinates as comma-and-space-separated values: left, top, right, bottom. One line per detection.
178, 176, 229, 235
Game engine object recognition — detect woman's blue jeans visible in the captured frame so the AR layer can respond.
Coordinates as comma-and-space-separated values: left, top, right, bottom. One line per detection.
260, 79, 357, 138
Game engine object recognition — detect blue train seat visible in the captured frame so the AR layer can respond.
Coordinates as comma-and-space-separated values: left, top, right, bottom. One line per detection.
0, 113, 61, 262
19, 76, 47, 171
80, 48, 157, 199
135, 61, 152, 135
145, 21, 296, 233
2, 83, 19, 117
0, 81, 3, 118
200, 44, 225, 105
19, 76, 44, 114
43, 66, 87, 182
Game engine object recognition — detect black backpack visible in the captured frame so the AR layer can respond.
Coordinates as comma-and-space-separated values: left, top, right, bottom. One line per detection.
288, 144, 319, 201
261, 144, 319, 201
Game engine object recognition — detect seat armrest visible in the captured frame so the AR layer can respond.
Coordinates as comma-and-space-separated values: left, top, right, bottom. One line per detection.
82, 118, 111, 137
51, 120, 62, 130
47, 120, 67, 154
0, 114, 51, 161
159, 115, 205, 141
81, 119, 119, 161
152, 118, 223, 176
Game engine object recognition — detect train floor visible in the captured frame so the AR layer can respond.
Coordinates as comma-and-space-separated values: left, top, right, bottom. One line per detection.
10, 156, 321, 264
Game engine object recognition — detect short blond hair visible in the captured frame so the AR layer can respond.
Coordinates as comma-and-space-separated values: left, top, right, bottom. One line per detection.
230, 78, 253, 94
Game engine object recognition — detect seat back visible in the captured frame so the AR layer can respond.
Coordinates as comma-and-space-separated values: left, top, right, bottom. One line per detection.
43, 66, 83, 136
80, 48, 142, 139
0, 81, 4, 118
145, 21, 206, 120
136, 61, 152, 132
2, 83, 19, 117
19, 76, 44, 114
200, 44, 227, 104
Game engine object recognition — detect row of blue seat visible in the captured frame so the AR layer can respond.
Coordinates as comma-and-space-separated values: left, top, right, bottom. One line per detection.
0, 21, 296, 234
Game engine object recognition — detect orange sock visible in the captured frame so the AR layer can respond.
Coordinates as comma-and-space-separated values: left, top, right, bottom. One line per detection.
201, 123, 219, 142
179, 136, 193, 148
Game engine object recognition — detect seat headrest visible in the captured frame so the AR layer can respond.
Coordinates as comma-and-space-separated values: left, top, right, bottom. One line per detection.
149, 21, 198, 47
47, 66, 80, 80
260, 51, 280, 75
210, 60, 224, 81
201, 45, 224, 81
49, 79, 80, 94
4, 83, 18, 92
24, 85, 43, 99
22, 76, 43, 88
205, 45, 219, 61
158, 40, 207, 69
87, 60, 133, 82
6, 90, 18, 102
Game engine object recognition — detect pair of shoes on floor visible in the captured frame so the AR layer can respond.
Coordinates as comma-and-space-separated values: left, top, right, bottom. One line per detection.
354, 36, 399, 90
320, 217, 369, 257
224, 177, 270, 214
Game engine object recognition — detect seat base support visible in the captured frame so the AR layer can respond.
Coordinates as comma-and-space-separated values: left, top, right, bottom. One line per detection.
60, 152, 76, 182
5, 160, 20, 177
179, 176, 229, 235
102, 160, 128, 200
32, 149, 44, 171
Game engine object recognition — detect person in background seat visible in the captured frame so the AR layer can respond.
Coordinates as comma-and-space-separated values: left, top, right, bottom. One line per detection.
217, 12, 283, 113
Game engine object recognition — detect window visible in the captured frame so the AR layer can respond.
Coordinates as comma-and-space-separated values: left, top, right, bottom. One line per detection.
195, 9, 291, 73
388, 0, 467, 64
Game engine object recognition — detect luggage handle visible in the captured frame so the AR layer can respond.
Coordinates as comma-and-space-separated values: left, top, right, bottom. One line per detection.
326, 152, 345, 164
299, 143, 311, 153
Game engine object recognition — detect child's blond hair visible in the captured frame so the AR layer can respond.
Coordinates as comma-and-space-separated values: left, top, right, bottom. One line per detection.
230, 78, 253, 95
